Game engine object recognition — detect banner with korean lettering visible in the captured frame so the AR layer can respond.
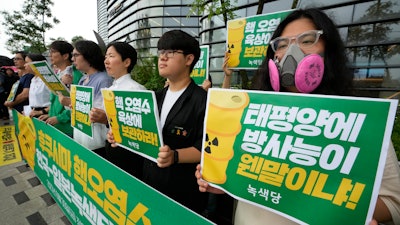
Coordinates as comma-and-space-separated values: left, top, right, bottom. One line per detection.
191, 45, 209, 85
0, 124, 22, 166
29, 60, 70, 96
102, 89, 163, 163
226, 10, 293, 69
71, 85, 93, 138
25, 118, 213, 225
201, 88, 397, 225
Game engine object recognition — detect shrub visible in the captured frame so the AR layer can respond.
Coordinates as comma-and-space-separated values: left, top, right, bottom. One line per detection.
132, 56, 165, 91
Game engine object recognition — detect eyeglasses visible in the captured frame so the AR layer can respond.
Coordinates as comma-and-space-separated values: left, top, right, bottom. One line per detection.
157, 50, 185, 58
72, 53, 81, 58
13, 57, 23, 61
270, 30, 323, 53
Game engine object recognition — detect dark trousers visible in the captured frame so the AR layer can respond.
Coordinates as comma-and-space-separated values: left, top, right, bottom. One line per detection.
104, 141, 144, 180
0, 92, 9, 118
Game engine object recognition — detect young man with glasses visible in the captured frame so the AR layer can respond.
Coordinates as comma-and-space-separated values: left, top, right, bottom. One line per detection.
4, 51, 34, 113
147, 30, 209, 214
108, 30, 209, 214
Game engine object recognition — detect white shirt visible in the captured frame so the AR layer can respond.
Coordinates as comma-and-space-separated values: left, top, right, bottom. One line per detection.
160, 87, 186, 128
29, 76, 51, 108
110, 74, 146, 91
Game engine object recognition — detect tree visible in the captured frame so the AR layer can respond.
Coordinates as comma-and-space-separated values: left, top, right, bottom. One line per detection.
347, 0, 400, 79
132, 57, 165, 91
49, 37, 67, 42
190, 0, 238, 26
1, 0, 59, 53
71, 35, 85, 46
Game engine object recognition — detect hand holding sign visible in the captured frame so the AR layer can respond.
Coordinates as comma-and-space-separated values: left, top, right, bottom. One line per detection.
90, 107, 108, 124
157, 145, 174, 168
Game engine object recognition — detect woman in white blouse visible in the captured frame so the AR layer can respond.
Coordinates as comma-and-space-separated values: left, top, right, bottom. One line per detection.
24, 53, 51, 118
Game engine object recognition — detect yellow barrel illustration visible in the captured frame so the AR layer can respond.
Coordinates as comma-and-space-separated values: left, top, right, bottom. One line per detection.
70, 85, 76, 126
207, 91, 249, 135
227, 52, 241, 67
227, 18, 246, 67
227, 19, 246, 43
102, 89, 122, 143
203, 90, 249, 184
202, 131, 235, 184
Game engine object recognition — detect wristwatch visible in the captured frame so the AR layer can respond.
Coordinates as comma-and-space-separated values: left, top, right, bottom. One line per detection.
173, 150, 179, 164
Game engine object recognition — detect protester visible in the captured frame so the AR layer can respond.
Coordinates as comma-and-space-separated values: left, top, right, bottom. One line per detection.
103, 41, 146, 178
0, 68, 7, 119
38, 41, 83, 136
108, 30, 208, 214
72, 40, 112, 155
0, 66, 19, 119
4, 51, 34, 113
24, 53, 51, 118
196, 8, 400, 225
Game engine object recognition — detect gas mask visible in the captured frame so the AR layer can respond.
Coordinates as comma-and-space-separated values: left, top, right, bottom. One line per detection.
268, 44, 324, 93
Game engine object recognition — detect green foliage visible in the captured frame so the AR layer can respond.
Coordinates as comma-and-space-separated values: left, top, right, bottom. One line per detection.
132, 57, 165, 91
189, 0, 238, 22
392, 112, 400, 160
71, 36, 85, 46
1, 0, 59, 53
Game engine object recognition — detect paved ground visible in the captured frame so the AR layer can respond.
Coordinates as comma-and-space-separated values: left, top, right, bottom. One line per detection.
0, 118, 71, 225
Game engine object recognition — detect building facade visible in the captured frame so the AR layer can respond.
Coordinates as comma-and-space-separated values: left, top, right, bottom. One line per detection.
103, 0, 200, 58
100, 0, 400, 98
97, 0, 109, 45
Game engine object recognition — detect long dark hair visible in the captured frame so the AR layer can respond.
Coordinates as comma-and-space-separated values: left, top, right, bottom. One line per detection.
74, 40, 105, 72
251, 8, 354, 96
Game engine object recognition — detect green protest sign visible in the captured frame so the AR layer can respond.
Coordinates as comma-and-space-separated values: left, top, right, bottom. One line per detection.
29, 60, 70, 96
102, 89, 163, 162
201, 88, 397, 225
16, 118, 214, 225
226, 10, 293, 69
191, 45, 209, 85
71, 85, 93, 138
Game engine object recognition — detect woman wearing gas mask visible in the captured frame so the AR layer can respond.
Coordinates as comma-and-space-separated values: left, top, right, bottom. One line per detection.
196, 8, 400, 225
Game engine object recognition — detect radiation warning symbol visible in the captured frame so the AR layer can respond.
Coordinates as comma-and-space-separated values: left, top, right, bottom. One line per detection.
204, 133, 218, 153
